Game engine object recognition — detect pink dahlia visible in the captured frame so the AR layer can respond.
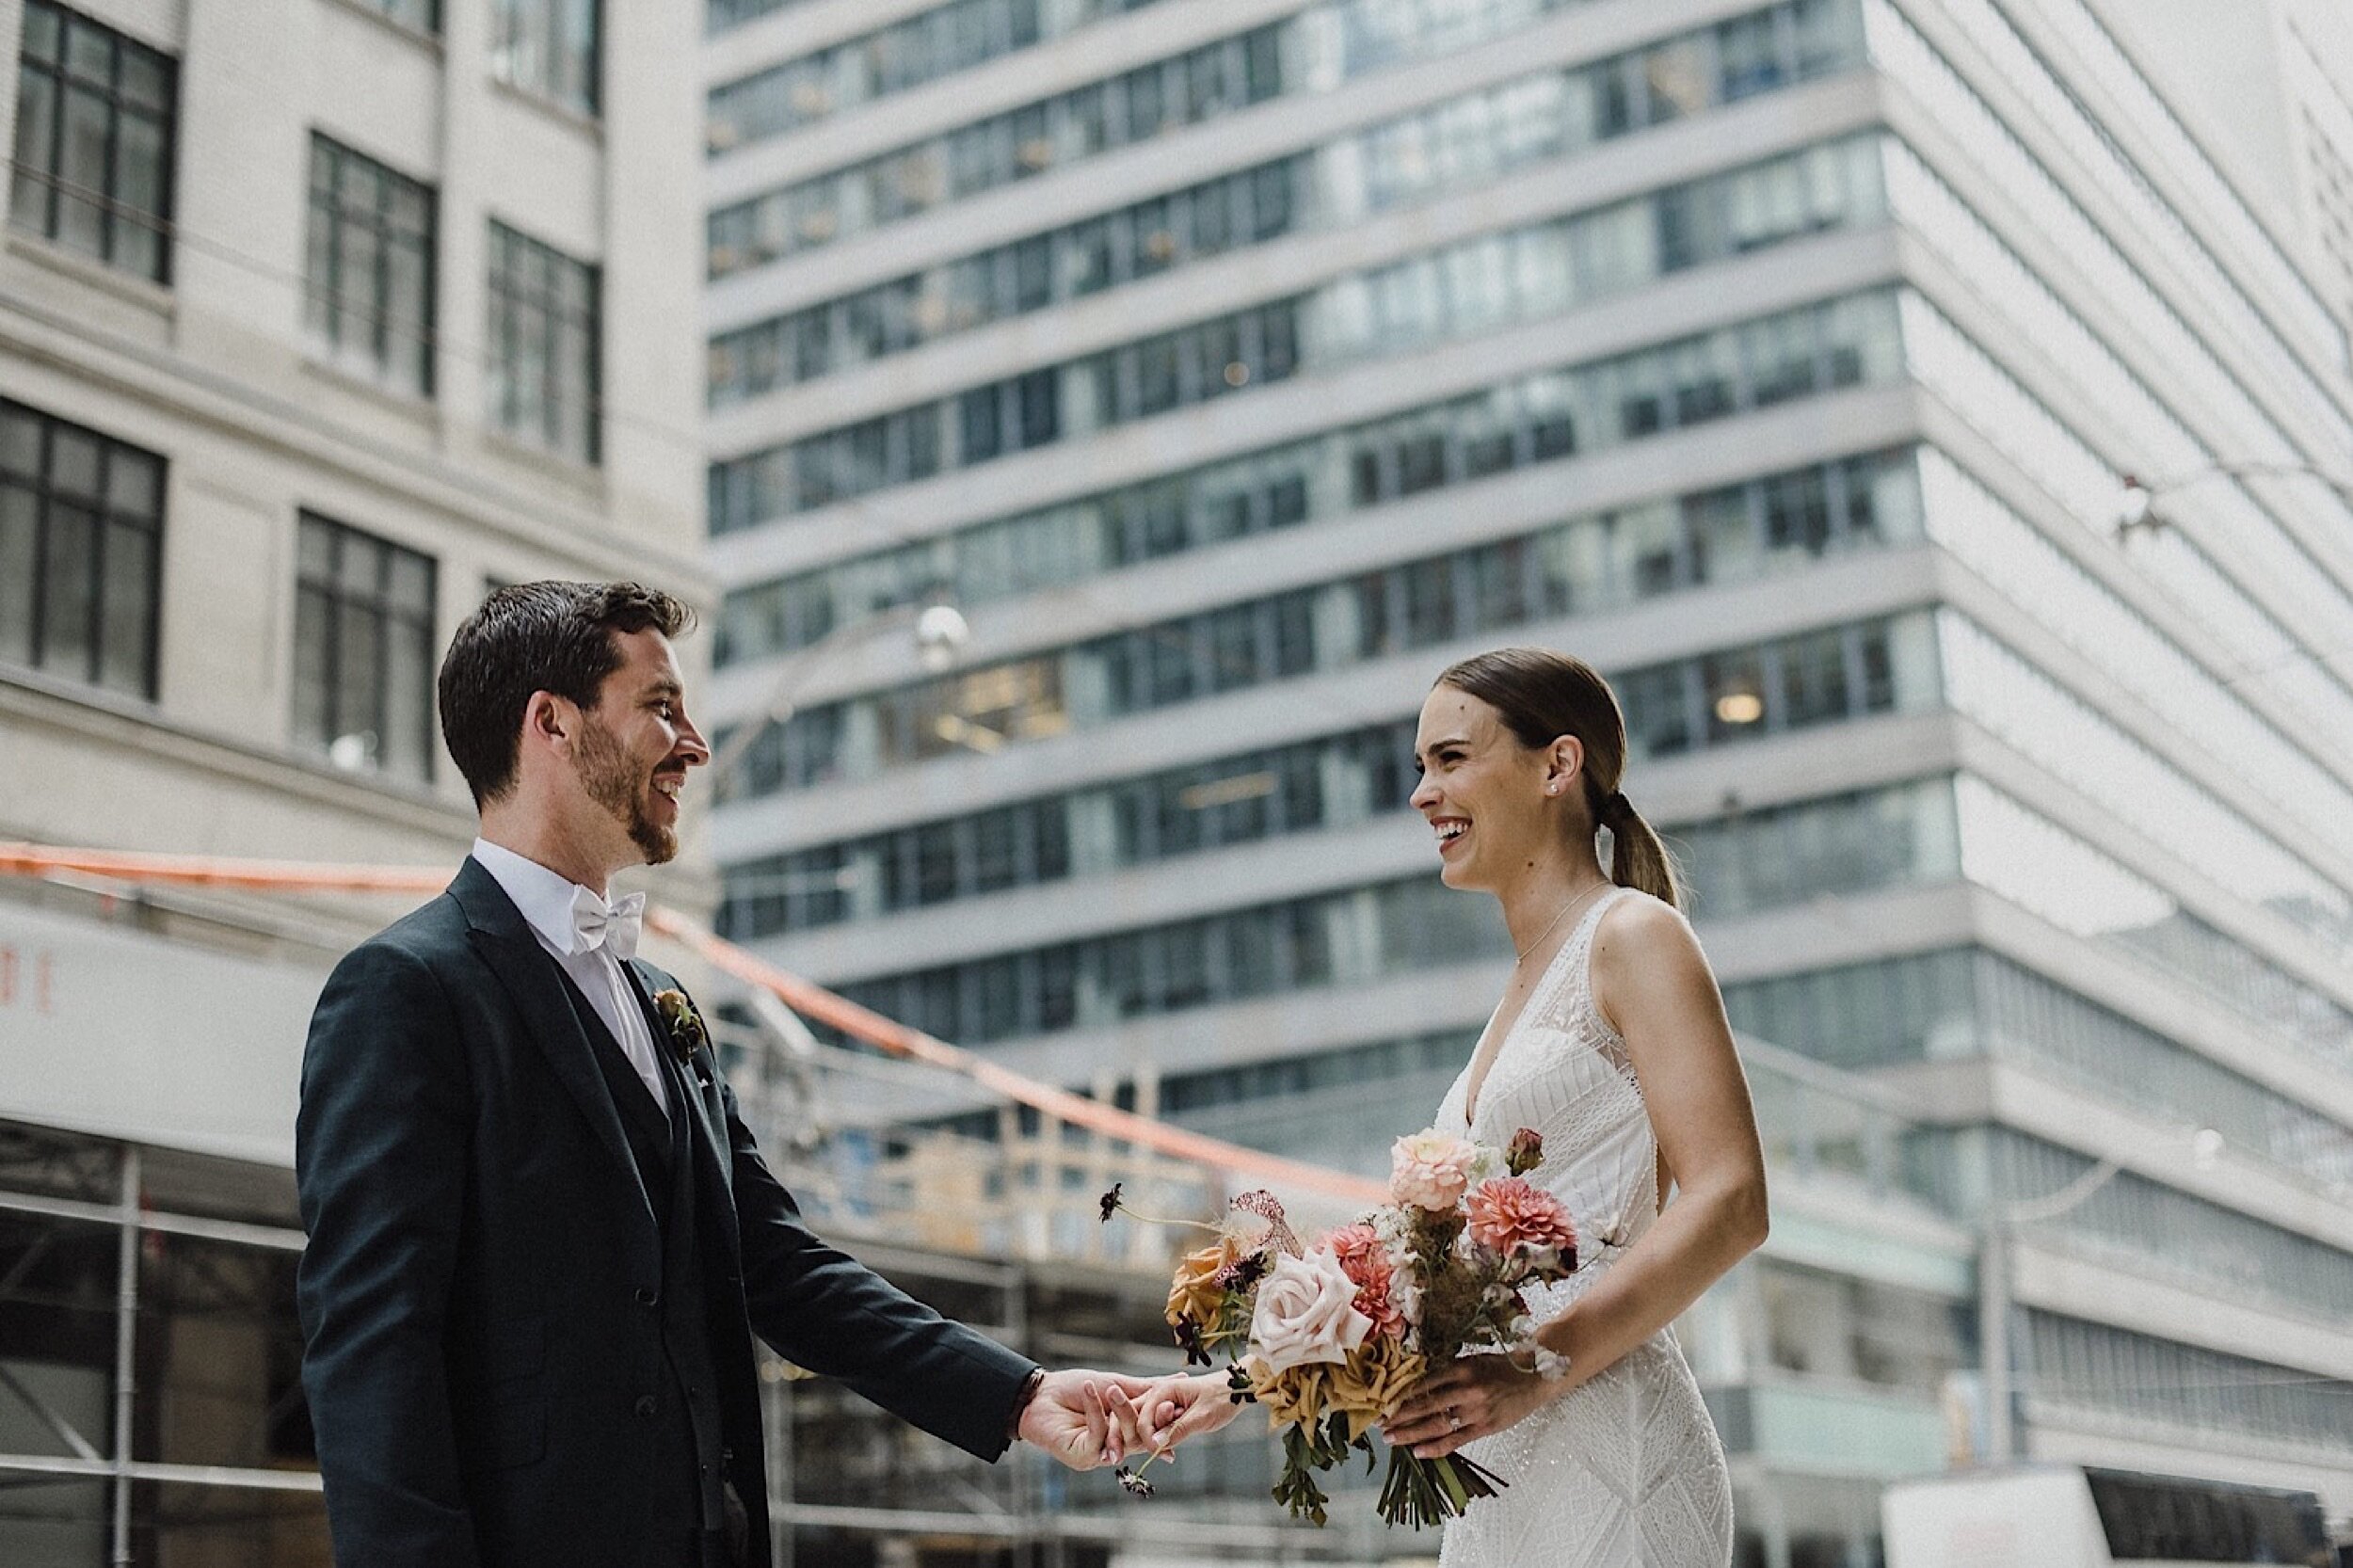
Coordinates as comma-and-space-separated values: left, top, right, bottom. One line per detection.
1345, 1248, 1409, 1339
1326, 1223, 1382, 1271
1324, 1224, 1406, 1338
1465, 1177, 1577, 1263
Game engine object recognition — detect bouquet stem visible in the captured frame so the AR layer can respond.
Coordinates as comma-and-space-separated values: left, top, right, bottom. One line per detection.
1377, 1446, 1507, 1528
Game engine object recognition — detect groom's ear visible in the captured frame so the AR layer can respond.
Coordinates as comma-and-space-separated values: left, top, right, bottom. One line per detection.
521, 690, 578, 760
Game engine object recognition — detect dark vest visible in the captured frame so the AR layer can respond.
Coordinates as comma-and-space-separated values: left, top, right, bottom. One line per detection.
554, 968, 733, 1541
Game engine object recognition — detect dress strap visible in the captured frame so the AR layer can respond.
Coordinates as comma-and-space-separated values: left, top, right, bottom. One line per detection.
1560, 885, 1635, 977
1562, 885, 1640, 1076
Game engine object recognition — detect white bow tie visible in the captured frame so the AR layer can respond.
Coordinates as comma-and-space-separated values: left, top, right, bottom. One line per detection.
568, 887, 646, 961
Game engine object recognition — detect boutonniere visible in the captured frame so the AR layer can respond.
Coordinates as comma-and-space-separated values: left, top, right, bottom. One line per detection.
651, 988, 712, 1087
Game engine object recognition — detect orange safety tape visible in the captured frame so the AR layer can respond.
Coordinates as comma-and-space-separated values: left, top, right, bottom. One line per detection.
648, 906, 1388, 1206
1, 842, 449, 893
1, 842, 1390, 1206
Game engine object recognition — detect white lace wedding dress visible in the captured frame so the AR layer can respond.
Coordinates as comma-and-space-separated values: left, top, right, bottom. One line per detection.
1432, 887, 1734, 1568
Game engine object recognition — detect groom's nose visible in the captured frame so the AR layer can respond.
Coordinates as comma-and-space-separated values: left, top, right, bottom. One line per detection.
673, 713, 712, 767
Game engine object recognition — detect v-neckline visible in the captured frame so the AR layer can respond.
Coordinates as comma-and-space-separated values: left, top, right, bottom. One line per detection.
1461, 893, 1606, 1128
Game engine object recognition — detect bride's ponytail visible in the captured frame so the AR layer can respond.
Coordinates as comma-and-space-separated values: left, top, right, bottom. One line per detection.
1594, 789, 1683, 911
1435, 648, 1684, 912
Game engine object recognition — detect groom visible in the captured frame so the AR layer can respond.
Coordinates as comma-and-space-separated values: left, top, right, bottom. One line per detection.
296, 582, 1159, 1568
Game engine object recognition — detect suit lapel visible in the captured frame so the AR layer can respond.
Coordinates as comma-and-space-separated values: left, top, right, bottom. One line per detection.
626, 967, 728, 1150
451, 857, 655, 1226
625, 959, 742, 1270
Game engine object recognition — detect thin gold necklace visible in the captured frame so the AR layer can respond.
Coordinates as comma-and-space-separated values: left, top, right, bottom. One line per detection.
1513, 877, 1611, 963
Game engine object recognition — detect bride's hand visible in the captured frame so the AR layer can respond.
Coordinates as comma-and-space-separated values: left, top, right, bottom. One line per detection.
1108, 1371, 1244, 1459
1385, 1354, 1564, 1459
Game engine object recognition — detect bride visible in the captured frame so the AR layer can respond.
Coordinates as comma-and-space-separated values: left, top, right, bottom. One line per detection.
1138, 647, 1768, 1566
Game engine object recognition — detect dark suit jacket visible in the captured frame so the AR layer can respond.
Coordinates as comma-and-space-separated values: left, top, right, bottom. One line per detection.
296, 858, 1036, 1568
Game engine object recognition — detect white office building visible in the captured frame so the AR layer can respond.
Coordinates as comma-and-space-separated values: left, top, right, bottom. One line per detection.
700, 0, 2353, 1561
1, 0, 702, 1558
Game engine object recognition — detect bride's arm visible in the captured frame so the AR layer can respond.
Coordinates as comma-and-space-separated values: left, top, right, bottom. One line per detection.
1556, 896, 1769, 1359
1389, 896, 1768, 1457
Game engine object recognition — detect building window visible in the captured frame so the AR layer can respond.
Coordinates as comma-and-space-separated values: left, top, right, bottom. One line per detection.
713, 285, 1897, 533
293, 513, 437, 782
486, 220, 600, 464
8, 1, 176, 282
708, 0, 813, 32
826, 776, 1968, 1047
361, 0, 440, 32
708, 157, 1305, 405
0, 399, 164, 698
306, 136, 436, 398
708, 24, 1284, 266
491, 0, 599, 117
707, 0, 1052, 151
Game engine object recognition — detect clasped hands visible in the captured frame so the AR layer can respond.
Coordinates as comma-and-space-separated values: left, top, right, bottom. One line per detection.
1015, 1368, 1241, 1471
1025, 1351, 1568, 1471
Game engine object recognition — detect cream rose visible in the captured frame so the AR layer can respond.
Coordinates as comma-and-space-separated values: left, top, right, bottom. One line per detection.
1389, 1129, 1480, 1211
1247, 1248, 1376, 1374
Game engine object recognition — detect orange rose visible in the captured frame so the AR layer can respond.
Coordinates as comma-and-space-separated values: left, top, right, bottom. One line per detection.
1251, 1337, 1425, 1442
1247, 1357, 1337, 1432
1166, 1237, 1242, 1331
1324, 1336, 1426, 1438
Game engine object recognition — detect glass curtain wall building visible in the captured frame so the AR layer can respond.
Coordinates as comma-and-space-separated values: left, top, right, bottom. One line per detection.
703, 0, 2353, 1559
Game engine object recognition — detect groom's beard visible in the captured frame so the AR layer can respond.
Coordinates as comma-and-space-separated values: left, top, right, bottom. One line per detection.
576, 714, 677, 865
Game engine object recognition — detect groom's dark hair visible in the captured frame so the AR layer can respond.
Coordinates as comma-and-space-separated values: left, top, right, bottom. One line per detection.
439, 581, 694, 807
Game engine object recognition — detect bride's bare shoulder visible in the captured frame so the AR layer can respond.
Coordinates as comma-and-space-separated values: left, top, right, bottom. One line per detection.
1592, 888, 1695, 952
1589, 891, 1712, 1015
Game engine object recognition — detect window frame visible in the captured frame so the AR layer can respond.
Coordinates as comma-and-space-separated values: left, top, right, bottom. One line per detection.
8, 0, 179, 283
484, 218, 602, 466
0, 397, 166, 699
352, 0, 440, 33
291, 510, 439, 784
305, 133, 439, 398
490, 0, 600, 118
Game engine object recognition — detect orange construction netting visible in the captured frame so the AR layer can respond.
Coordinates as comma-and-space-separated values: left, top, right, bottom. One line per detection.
0, 841, 1387, 1205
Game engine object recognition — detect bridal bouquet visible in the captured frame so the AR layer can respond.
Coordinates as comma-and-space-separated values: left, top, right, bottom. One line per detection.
1108, 1126, 1577, 1528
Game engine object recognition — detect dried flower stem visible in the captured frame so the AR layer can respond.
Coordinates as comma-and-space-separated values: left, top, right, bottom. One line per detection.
1100, 1189, 1225, 1235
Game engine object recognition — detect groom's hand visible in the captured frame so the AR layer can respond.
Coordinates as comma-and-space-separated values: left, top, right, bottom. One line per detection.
1018, 1369, 1162, 1470
1114, 1371, 1242, 1460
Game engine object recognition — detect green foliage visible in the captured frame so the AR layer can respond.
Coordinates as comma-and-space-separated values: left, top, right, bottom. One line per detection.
1272, 1425, 1335, 1525
1268, 1407, 1379, 1524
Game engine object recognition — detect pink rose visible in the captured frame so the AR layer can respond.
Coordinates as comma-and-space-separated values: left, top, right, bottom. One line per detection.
1247, 1249, 1377, 1373
1390, 1130, 1480, 1211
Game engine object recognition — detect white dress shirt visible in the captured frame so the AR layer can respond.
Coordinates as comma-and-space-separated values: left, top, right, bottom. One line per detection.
471, 839, 668, 1112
